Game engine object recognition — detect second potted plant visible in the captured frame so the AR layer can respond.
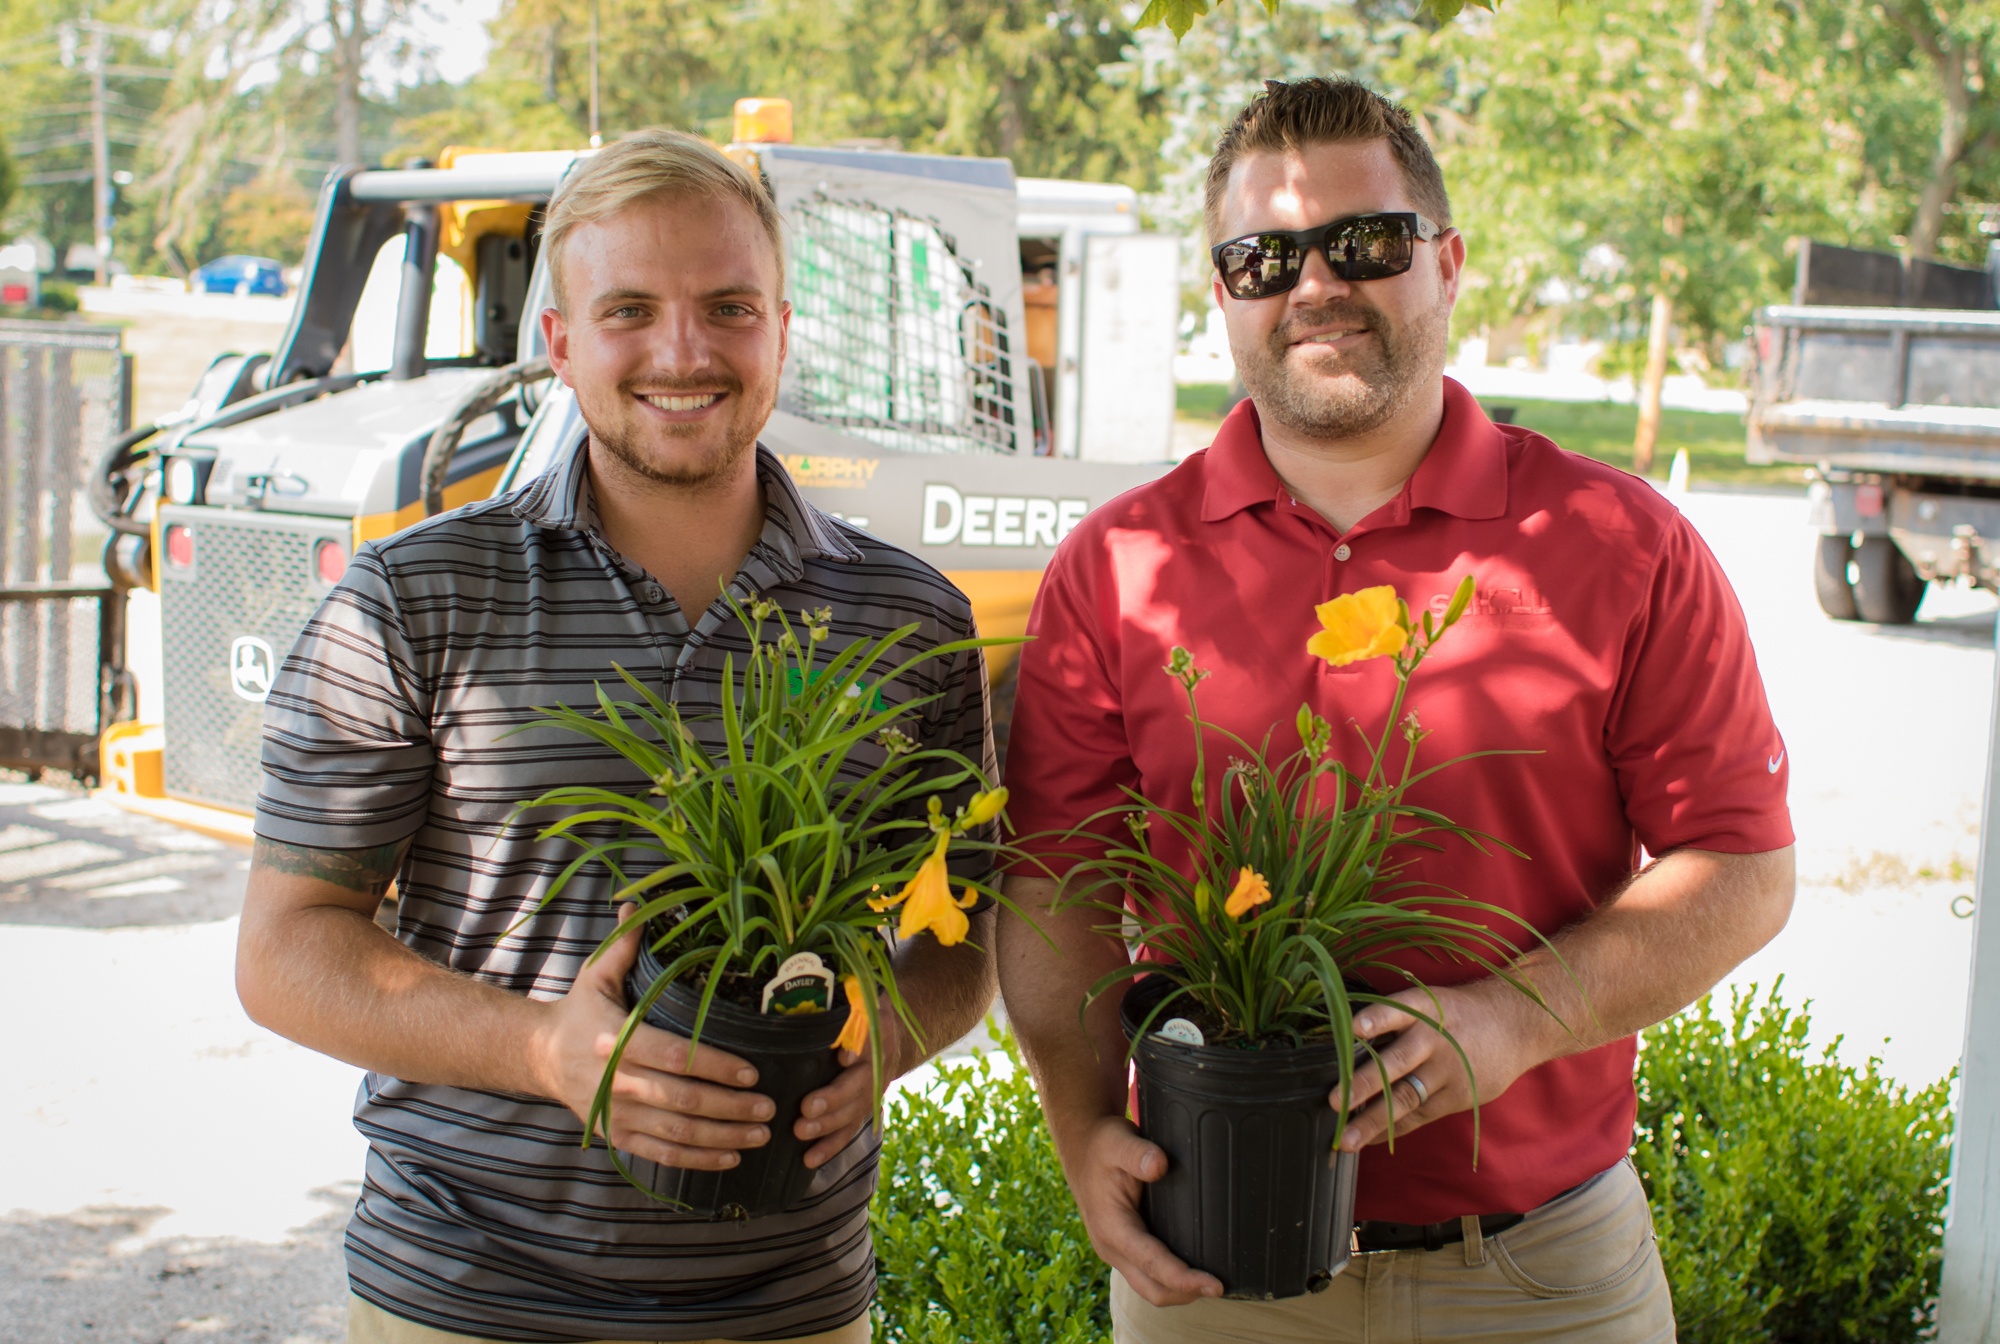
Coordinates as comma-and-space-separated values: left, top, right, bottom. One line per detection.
1060, 578, 1567, 1298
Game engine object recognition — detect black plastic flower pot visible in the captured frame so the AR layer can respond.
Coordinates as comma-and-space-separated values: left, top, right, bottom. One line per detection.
623, 939, 851, 1220
1121, 973, 1362, 1300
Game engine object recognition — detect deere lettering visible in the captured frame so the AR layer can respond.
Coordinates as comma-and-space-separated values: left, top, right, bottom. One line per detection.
922, 484, 1089, 548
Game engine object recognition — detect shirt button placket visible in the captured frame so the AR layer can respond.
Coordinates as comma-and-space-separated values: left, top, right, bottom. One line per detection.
628, 572, 672, 685
1334, 542, 1352, 562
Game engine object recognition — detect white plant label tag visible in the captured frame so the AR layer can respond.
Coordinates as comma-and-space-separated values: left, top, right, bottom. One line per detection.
761, 951, 836, 1016
1156, 1017, 1206, 1047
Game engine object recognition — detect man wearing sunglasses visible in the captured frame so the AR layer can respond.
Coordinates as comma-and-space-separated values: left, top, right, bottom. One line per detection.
999, 77, 1794, 1342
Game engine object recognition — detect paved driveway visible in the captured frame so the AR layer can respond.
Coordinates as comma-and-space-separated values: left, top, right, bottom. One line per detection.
0, 785, 355, 1343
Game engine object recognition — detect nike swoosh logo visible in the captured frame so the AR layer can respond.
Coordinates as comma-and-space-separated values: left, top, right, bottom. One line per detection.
1768, 751, 1785, 774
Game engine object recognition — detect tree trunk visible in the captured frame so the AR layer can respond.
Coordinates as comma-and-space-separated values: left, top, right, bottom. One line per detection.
1633, 290, 1673, 478
1911, 75, 1970, 262
333, 0, 366, 168
542, 22, 562, 103
1893, 1, 1974, 262
996, 74, 1024, 161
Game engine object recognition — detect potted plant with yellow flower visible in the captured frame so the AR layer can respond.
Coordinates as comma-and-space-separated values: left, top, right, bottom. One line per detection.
517, 597, 1016, 1218
1057, 577, 1563, 1298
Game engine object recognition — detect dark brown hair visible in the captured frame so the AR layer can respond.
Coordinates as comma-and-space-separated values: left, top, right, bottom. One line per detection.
1203, 77, 1451, 243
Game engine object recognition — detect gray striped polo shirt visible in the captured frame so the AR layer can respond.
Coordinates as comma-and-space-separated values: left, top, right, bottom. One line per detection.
255, 431, 992, 1342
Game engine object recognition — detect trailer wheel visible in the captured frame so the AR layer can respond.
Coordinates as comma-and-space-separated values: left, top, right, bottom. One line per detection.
1813, 534, 1859, 621
1851, 536, 1926, 625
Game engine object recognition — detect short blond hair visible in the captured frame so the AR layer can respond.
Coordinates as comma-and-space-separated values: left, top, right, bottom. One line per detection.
542, 127, 785, 311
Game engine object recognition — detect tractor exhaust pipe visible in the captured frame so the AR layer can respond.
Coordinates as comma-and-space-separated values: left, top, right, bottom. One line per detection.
391, 160, 439, 381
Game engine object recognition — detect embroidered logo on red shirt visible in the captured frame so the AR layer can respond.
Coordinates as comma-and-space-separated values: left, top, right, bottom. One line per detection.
1428, 584, 1554, 619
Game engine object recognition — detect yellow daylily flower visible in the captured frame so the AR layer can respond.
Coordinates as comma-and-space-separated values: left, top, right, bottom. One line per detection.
1308, 586, 1409, 667
834, 976, 869, 1056
1223, 866, 1272, 918
960, 787, 1009, 828
870, 834, 979, 945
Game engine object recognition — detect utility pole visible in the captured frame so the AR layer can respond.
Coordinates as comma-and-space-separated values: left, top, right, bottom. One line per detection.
88, 22, 110, 286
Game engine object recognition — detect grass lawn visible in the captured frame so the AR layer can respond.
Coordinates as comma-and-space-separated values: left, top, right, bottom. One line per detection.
1174, 385, 1804, 489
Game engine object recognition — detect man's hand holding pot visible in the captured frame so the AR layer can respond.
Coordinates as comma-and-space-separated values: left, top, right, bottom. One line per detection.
1064, 1113, 1224, 1307
1335, 980, 1552, 1152
533, 906, 776, 1171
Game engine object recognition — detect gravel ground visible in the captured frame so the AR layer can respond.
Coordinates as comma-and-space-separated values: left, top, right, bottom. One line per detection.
0, 482, 1989, 1341
0, 1201, 349, 1344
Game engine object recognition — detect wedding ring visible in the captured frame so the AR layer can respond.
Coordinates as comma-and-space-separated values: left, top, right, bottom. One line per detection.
1405, 1072, 1431, 1108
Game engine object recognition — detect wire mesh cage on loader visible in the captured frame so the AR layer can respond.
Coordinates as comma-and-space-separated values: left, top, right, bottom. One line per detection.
782, 196, 1024, 456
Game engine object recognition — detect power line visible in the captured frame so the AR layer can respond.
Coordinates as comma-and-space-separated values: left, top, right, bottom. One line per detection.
20, 168, 97, 186
47, 18, 174, 284
9, 130, 151, 156
11, 103, 113, 118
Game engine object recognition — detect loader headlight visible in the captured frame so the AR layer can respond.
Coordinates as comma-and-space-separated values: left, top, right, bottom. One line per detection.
165, 456, 199, 504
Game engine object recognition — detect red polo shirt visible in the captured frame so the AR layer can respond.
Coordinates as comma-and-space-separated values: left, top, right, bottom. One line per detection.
1003, 378, 1792, 1223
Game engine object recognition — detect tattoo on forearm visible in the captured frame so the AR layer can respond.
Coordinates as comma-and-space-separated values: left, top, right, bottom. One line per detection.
253, 837, 407, 896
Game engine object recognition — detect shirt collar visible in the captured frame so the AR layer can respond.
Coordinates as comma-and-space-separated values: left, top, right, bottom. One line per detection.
1200, 376, 1509, 524
511, 425, 865, 567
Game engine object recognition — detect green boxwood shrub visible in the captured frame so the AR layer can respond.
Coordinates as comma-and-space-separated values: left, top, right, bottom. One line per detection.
872, 989, 1956, 1344
1633, 983, 1954, 1344
872, 1039, 1111, 1344
38, 281, 79, 313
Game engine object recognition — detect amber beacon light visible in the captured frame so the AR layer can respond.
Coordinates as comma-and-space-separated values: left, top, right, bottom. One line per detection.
733, 98, 794, 145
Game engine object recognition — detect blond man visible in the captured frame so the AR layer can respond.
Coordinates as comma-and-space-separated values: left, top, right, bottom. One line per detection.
236, 130, 997, 1344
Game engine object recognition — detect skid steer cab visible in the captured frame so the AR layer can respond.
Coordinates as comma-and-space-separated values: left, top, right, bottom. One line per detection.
96, 112, 1179, 838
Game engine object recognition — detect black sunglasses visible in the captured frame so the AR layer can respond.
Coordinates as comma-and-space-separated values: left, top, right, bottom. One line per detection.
1211, 212, 1443, 300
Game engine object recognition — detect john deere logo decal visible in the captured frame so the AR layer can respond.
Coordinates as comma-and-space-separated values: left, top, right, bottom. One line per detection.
229, 635, 276, 703
780, 454, 880, 489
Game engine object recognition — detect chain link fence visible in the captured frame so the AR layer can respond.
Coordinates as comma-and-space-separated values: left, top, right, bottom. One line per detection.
0, 320, 131, 778
783, 195, 1024, 456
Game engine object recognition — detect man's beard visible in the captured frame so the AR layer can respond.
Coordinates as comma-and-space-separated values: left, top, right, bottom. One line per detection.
584, 373, 773, 490
1234, 291, 1450, 440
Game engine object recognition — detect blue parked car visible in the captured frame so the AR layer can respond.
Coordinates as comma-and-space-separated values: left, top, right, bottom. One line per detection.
191, 255, 287, 297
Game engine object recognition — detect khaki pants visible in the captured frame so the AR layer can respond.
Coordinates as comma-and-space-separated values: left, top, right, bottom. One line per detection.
347, 1294, 872, 1344
1111, 1159, 1675, 1344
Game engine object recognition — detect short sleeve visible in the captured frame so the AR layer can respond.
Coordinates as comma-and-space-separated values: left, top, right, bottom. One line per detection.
1606, 513, 1794, 855
254, 546, 437, 850
1000, 549, 1141, 876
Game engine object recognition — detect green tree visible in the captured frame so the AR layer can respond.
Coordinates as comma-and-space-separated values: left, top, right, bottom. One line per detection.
0, 1, 170, 265
1403, 0, 1943, 469
0, 140, 16, 228
733, 0, 1164, 187
1862, 1, 2000, 263
1135, 0, 1494, 40
133, 0, 454, 273
393, 0, 738, 152
399, 0, 1168, 192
